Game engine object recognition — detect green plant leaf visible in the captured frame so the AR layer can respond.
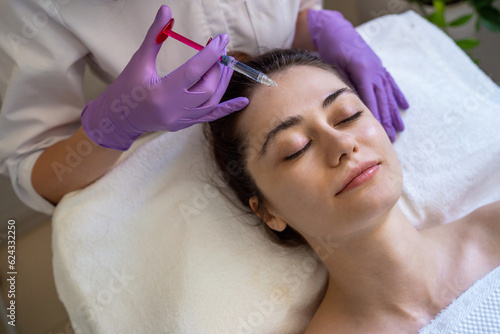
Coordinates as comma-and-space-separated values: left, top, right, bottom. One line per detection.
428, 11, 447, 27
479, 17, 500, 31
456, 38, 480, 49
470, 0, 494, 9
477, 6, 500, 31
433, 0, 446, 14
449, 13, 474, 26
465, 52, 481, 64
476, 15, 482, 30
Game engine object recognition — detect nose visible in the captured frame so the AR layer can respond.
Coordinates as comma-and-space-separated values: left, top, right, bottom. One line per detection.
321, 128, 359, 167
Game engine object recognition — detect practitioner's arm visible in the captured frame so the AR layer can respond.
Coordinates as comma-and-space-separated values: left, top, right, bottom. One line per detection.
32, 126, 122, 205
32, 5, 248, 205
292, 9, 316, 51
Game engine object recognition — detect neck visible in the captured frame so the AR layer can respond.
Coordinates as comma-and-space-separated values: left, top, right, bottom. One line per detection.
310, 205, 446, 321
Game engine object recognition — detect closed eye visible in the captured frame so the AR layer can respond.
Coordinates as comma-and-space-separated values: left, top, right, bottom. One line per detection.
337, 111, 363, 126
283, 111, 364, 162
284, 141, 312, 161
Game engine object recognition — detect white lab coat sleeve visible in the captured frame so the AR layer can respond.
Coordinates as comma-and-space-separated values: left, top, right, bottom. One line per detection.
0, 0, 89, 215
300, 0, 323, 11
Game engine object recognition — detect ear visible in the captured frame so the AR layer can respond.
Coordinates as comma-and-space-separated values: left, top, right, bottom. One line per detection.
249, 196, 287, 232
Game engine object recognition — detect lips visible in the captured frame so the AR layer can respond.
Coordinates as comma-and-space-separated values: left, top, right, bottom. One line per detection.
335, 161, 380, 196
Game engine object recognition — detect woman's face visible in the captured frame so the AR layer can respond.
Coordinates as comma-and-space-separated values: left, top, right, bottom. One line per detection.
238, 65, 403, 244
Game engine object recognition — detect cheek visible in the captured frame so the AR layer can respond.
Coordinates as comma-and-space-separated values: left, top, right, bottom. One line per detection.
386, 153, 403, 196
361, 118, 395, 155
364, 118, 388, 141
257, 169, 309, 206
252, 166, 322, 219
361, 118, 403, 194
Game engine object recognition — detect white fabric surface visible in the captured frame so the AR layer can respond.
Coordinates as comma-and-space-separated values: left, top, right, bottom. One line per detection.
0, 0, 320, 215
52, 11, 500, 334
419, 265, 500, 334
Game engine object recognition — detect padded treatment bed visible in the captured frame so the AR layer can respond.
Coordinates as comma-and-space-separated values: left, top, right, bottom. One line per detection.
51, 11, 500, 333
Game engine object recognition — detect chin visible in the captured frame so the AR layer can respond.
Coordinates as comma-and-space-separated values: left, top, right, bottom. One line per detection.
343, 166, 402, 220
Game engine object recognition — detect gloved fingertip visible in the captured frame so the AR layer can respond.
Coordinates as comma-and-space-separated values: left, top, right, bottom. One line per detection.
231, 97, 249, 109
395, 122, 404, 133
157, 5, 171, 19
400, 97, 410, 110
153, 5, 172, 30
208, 34, 229, 48
220, 99, 248, 116
150, 5, 172, 45
394, 115, 405, 132
387, 73, 410, 110
213, 97, 249, 118
385, 126, 396, 143
395, 91, 409, 109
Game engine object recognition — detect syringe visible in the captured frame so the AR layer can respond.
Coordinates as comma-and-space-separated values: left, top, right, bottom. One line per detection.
219, 55, 276, 87
156, 18, 277, 87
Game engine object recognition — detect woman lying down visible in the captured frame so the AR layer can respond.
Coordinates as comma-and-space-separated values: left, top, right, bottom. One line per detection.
205, 49, 500, 333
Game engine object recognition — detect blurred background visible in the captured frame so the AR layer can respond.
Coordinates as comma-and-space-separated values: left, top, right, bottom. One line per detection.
333, 0, 500, 81
0, 0, 498, 333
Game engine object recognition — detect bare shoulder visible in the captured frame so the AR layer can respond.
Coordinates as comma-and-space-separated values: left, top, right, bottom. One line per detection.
425, 201, 500, 269
460, 201, 500, 264
463, 201, 500, 234
423, 201, 500, 295
422, 202, 500, 257
304, 303, 358, 334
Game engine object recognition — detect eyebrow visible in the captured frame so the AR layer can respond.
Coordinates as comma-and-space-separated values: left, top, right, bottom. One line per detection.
258, 87, 352, 158
323, 87, 351, 108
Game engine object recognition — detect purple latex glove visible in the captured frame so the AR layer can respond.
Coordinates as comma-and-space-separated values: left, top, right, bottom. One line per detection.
307, 9, 409, 142
81, 5, 249, 151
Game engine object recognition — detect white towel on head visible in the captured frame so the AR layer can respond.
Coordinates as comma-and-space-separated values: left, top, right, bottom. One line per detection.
52, 11, 500, 333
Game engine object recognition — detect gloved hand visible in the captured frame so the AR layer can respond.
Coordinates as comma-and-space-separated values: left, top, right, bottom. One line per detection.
81, 5, 248, 150
307, 9, 409, 142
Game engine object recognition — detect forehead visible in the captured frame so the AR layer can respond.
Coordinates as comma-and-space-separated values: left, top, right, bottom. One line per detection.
238, 65, 348, 138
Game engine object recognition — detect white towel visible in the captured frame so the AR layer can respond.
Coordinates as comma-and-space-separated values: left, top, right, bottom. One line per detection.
419, 266, 500, 334
52, 11, 500, 333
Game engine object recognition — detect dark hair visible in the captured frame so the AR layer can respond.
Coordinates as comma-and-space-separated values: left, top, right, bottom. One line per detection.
204, 49, 347, 248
